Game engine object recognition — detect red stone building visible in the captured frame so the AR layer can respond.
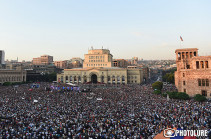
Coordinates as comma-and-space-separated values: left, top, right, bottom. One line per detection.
175, 48, 211, 98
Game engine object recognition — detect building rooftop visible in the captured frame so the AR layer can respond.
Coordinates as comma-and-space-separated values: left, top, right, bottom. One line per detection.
175, 48, 198, 53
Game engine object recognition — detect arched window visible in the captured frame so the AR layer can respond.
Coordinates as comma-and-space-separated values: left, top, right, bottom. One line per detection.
112, 76, 115, 83
78, 76, 81, 82
61, 76, 63, 83
108, 76, 111, 82
84, 76, 87, 83
117, 76, 120, 81
70, 76, 73, 82
74, 76, 77, 82
122, 76, 125, 82
101, 76, 104, 83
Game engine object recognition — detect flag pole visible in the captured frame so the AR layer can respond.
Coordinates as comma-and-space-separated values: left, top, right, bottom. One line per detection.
180, 36, 183, 48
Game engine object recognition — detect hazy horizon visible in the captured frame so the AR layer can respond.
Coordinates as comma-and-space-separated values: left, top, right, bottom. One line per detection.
1, 0, 211, 61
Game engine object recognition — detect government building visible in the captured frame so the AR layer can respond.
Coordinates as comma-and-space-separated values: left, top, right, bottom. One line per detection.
175, 48, 211, 98
57, 48, 143, 84
0, 69, 27, 84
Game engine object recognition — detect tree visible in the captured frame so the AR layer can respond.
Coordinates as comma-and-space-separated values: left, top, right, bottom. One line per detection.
153, 90, 161, 95
152, 81, 163, 91
162, 92, 167, 97
3, 82, 12, 86
176, 92, 189, 100
194, 94, 207, 102
163, 73, 174, 84
162, 68, 176, 84
167, 91, 178, 99
47, 72, 57, 82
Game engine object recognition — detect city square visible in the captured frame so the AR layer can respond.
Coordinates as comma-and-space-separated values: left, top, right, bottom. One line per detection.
0, 0, 211, 138
0, 82, 210, 138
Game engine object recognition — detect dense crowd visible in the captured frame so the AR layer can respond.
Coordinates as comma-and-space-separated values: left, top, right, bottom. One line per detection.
0, 82, 210, 138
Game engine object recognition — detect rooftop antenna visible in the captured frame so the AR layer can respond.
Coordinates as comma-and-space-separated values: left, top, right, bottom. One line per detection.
91, 46, 93, 50
102, 46, 103, 49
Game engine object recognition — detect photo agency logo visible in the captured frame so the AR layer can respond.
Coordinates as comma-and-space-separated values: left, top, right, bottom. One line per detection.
163, 128, 208, 138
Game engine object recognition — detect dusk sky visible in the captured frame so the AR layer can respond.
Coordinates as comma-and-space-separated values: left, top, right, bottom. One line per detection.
0, 0, 211, 61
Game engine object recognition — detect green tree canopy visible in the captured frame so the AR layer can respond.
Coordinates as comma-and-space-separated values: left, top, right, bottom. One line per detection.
194, 94, 207, 102
163, 73, 174, 84
152, 81, 163, 91
176, 92, 190, 100
3, 82, 12, 86
153, 90, 161, 95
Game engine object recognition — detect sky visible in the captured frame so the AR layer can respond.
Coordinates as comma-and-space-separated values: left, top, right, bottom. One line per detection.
0, 0, 211, 61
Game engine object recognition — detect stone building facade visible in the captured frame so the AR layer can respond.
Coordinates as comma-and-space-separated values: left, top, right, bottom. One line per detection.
175, 48, 211, 98
113, 59, 128, 68
57, 49, 143, 84
32, 55, 53, 65
83, 49, 113, 68
0, 69, 27, 84
54, 61, 68, 69
57, 67, 143, 84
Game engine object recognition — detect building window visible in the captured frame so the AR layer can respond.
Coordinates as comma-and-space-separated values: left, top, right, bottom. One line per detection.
101, 76, 104, 83
61, 76, 63, 83
183, 81, 185, 85
84, 76, 87, 83
182, 52, 185, 59
200, 61, 204, 68
117, 76, 120, 82
201, 90, 207, 96
196, 61, 199, 69
194, 51, 196, 56
206, 79, 209, 86
183, 73, 185, 77
112, 76, 115, 83
108, 76, 110, 82
202, 79, 205, 86
198, 79, 201, 86
178, 52, 181, 60
122, 76, 125, 82
190, 52, 193, 58
186, 52, 188, 58
184, 89, 186, 93
74, 76, 77, 82
205, 61, 208, 68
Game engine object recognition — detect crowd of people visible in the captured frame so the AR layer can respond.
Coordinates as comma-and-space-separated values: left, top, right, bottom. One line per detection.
0, 82, 210, 138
